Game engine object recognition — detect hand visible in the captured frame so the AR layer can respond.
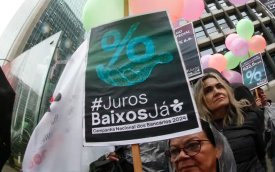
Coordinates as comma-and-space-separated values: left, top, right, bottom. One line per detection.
255, 98, 262, 107
105, 152, 119, 161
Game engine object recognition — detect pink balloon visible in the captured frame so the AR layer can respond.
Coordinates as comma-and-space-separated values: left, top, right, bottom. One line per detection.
229, 0, 249, 5
208, 54, 227, 72
182, 0, 205, 21
230, 37, 249, 56
248, 35, 266, 53
225, 33, 239, 50
221, 70, 242, 83
129, 0, 184, 25
200, 55, 212, 69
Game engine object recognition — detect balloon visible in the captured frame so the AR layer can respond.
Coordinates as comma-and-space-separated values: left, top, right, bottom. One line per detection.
230, 37, 249, 56
82, 0, 124, 31
236, 19, 254, 40
200, 55, 212, 69
129, 0, 184, 26
239, 51, 255, 63
182, 0, 205, 21
224, 51, 242, 69
248, 35, 267, 53
229, 0, 249, 5
208, 54, 227, 72
221, 70, 242, 84
225, 33, 239, 50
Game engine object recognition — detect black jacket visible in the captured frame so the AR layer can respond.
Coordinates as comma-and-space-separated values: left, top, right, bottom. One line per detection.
214, 110, 266, 172
0, 67, 15, 170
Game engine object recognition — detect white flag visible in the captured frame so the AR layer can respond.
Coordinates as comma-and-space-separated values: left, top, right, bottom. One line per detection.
22, 40, 114, 172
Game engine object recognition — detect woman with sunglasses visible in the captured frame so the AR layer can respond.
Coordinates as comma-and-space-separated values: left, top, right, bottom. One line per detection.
167, 120, 236, 172
193, 73, 266, 172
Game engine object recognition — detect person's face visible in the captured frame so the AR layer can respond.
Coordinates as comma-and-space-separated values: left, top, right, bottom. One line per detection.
202, 77, 229, 118
170, 131, 218, 172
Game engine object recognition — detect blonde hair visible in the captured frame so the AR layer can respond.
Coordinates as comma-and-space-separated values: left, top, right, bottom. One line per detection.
194, 73, 249, 126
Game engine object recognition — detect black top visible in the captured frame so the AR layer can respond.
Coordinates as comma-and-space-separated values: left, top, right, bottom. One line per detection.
214, 110, 266, 172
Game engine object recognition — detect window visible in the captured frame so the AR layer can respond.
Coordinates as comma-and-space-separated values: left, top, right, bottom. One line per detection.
218, 0, 229, 7
251, 8, 265, 18
217, 18, 230, 32
265, 24, 275, 40
194, 26, 207, 39
262, 54, 275, 81
204, 22, 218, 35
200, 46, 214, 56
229, 14, 239, 25
207, 2, 218, 10
215, 42, 227, 53
240, 11, 253, 20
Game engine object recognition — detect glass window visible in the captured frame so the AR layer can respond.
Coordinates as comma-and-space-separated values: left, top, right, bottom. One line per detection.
204, 22, 215, 29
207, 27, 218, 34
217, 18, 230, 32
262, 54, 275, 81
194, 26, 207, 39
195, 26, 203, 32
215, 43, 227, 53
195, 30, 207, 39
200, 46, 214, 56
240, 10, 254, 20
269, 52, 275, 66
218, 0, 228, 7
229, 14, 239, 26
207, 3, 218, 10
204, 22, 218, 35
265, 24, 275, 40
251, 8, 265, 18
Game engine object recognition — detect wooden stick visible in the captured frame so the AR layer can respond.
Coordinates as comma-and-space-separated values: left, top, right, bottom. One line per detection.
255, 88, 259, 99
125, 2, 142, 171
131, 144, 142, 172
124, 0, 129, 17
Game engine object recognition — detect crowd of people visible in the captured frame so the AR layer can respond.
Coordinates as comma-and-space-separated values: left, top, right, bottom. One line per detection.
1, 66, 274, 172
91, 68, 275, 172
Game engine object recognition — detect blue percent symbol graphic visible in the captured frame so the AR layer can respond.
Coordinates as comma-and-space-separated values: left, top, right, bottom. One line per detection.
246, 67, 262, 84
96, 22, 173, 86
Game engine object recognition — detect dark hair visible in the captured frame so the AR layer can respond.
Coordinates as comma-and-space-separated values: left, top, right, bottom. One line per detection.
168, 119, 216, 147
200, 119, 216, 146
231, 83, 256, 106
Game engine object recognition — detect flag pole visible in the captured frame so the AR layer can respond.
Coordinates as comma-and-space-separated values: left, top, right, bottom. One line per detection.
124, 0, 142, 171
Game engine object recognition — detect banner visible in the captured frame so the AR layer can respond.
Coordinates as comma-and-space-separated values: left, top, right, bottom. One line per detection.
85, 11, 201, 146
240, 53, 268, 90
22, 41, 114, 172
3, 32, 62, 167
175, 23, 203, 80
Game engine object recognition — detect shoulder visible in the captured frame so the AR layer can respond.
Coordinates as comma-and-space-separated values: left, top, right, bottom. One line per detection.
243, 108, 264, 120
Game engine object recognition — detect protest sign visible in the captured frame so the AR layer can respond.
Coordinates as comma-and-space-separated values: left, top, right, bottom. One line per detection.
85, 11, 201, 146
175, 23, 203, 80
240, 53, 268, 90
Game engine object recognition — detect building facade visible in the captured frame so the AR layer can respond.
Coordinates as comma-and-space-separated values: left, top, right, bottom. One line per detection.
193, 0, 275, 82
1, 0, 275, 169
0, 0, 87, 168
